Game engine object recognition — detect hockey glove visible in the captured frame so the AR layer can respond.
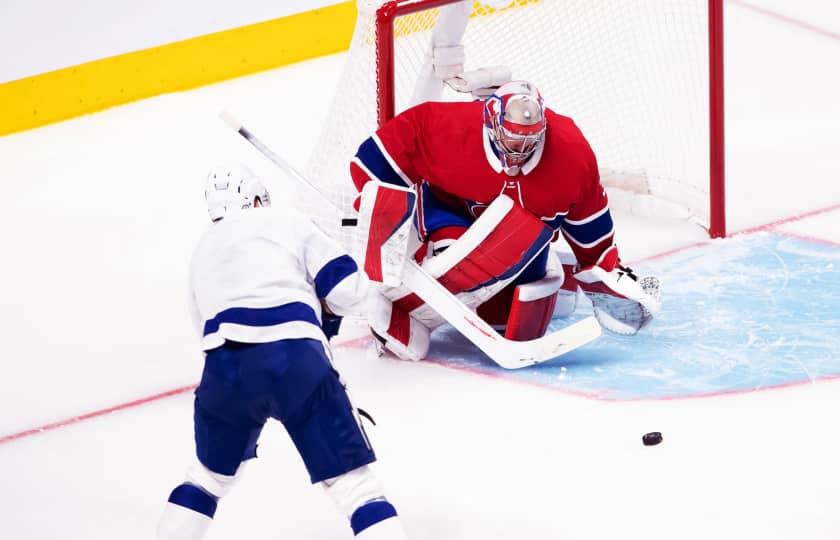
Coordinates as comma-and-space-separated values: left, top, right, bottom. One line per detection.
321, 313, 344, 341
574, 246, 661, 335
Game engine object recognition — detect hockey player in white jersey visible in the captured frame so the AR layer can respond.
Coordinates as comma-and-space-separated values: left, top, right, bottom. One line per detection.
157, 164, 408, 540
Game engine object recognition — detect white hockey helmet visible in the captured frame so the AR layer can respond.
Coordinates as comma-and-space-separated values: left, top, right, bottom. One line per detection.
483, 80, 547, 167
204, 163, 271, 222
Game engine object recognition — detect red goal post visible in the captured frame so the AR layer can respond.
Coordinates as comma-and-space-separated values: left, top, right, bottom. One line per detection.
304, 0, 726, 243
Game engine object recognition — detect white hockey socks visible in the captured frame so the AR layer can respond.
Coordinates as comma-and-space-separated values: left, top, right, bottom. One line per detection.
157, 461, 241, 540
323, 466, 408, 539
157, 499, 213, 540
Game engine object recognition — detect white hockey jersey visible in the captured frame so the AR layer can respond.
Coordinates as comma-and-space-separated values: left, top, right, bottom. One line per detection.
189, 205, 367, 351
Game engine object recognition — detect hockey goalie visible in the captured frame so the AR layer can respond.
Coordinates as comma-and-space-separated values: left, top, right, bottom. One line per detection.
352, 80, 661, 362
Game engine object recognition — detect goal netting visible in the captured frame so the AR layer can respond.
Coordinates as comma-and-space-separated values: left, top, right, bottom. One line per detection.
303, 0, 724, 249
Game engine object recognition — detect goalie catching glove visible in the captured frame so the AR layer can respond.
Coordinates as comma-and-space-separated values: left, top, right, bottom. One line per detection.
574, 246, 661, 335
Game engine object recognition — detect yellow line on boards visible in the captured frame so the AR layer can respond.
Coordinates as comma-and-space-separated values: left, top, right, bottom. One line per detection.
0, 2, 356, 136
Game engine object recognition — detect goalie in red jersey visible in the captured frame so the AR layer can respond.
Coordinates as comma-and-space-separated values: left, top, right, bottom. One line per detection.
350, 80, 661, 361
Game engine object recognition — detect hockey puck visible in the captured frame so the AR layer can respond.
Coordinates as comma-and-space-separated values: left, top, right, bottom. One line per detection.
642, 432, 663, 446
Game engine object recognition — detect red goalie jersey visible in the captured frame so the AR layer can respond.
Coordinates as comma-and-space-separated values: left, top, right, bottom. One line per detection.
350, 99, 614, 268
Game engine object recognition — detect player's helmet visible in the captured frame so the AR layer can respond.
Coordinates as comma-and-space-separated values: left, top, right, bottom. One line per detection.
483, 80, 547, 168
204, 163, 271, 222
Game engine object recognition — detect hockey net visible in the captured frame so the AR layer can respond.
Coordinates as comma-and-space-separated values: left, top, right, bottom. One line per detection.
303, 0, 725, 250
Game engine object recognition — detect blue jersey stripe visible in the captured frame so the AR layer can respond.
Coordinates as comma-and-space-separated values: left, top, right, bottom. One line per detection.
356, 137, 408, 186
203, 302, 320, 336
541, 213, 567, 231
421, 183, 472, 233
314, 255, 358, 299
562, 209, 614, 246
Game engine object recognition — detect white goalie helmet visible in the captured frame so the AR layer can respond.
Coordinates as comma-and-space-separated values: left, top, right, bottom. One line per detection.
204, 163, 271, 222
483, 80, 547, 168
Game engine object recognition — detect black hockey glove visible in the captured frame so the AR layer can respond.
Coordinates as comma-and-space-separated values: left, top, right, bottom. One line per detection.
321, 313, 343, 340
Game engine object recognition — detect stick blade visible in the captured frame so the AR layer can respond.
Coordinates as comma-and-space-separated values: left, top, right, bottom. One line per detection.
490, 316, 602, 369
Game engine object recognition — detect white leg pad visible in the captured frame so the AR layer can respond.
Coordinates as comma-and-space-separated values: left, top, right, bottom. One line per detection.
549, 248, 581, 318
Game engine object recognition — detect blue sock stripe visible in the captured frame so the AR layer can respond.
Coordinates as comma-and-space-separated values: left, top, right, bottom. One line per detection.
350, 500, 398, 535
167, 483, 219, 518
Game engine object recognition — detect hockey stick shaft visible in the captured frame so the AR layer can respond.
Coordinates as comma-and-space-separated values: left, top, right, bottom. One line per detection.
220, 111, 601, 369
219, 111, 345, 216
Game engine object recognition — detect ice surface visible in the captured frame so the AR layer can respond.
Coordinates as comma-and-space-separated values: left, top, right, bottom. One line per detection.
0, 1, 839, 539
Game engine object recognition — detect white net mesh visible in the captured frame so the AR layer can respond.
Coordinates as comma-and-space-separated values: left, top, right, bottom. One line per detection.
303, 0, 712, 249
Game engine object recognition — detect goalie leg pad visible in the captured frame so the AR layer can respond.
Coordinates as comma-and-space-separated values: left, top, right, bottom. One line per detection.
369, 196, 552, 360
504, 268, 563, 341
424, 195, 553, 293
368, 290, 431, 362
551, 248, 581, 318
413, 195, 553, 322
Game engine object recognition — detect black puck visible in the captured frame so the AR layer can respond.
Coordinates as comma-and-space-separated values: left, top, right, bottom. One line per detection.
642, 432, 663, 446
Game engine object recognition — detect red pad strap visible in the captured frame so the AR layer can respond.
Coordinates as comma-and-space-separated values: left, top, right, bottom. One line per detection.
386, 304, 412, 346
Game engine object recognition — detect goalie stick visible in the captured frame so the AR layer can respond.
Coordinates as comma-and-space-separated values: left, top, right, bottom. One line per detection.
219, 111, 601, 369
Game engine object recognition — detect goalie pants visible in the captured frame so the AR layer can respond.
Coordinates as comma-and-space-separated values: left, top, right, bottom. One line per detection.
194, 338, 375, 482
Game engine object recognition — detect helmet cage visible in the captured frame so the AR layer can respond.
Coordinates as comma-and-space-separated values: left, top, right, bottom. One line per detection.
494, 117, 545, 162
205, 164, 270, 222
484, 87, 546, 167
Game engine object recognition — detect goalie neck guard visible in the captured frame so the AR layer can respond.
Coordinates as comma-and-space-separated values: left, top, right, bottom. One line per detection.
483, 80, 547, 169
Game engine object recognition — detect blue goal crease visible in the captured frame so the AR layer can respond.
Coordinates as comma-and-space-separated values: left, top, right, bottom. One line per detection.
428, 233, 840, 400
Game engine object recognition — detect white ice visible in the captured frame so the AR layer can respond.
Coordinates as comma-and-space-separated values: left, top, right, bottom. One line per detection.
1, 1, 839, 539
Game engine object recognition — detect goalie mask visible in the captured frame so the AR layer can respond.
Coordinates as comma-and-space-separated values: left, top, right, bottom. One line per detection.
204, 163, 271, 222
483, 80, 547, 169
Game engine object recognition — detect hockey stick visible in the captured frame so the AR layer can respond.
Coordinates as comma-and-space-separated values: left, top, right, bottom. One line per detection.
219, 111, 601, 369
